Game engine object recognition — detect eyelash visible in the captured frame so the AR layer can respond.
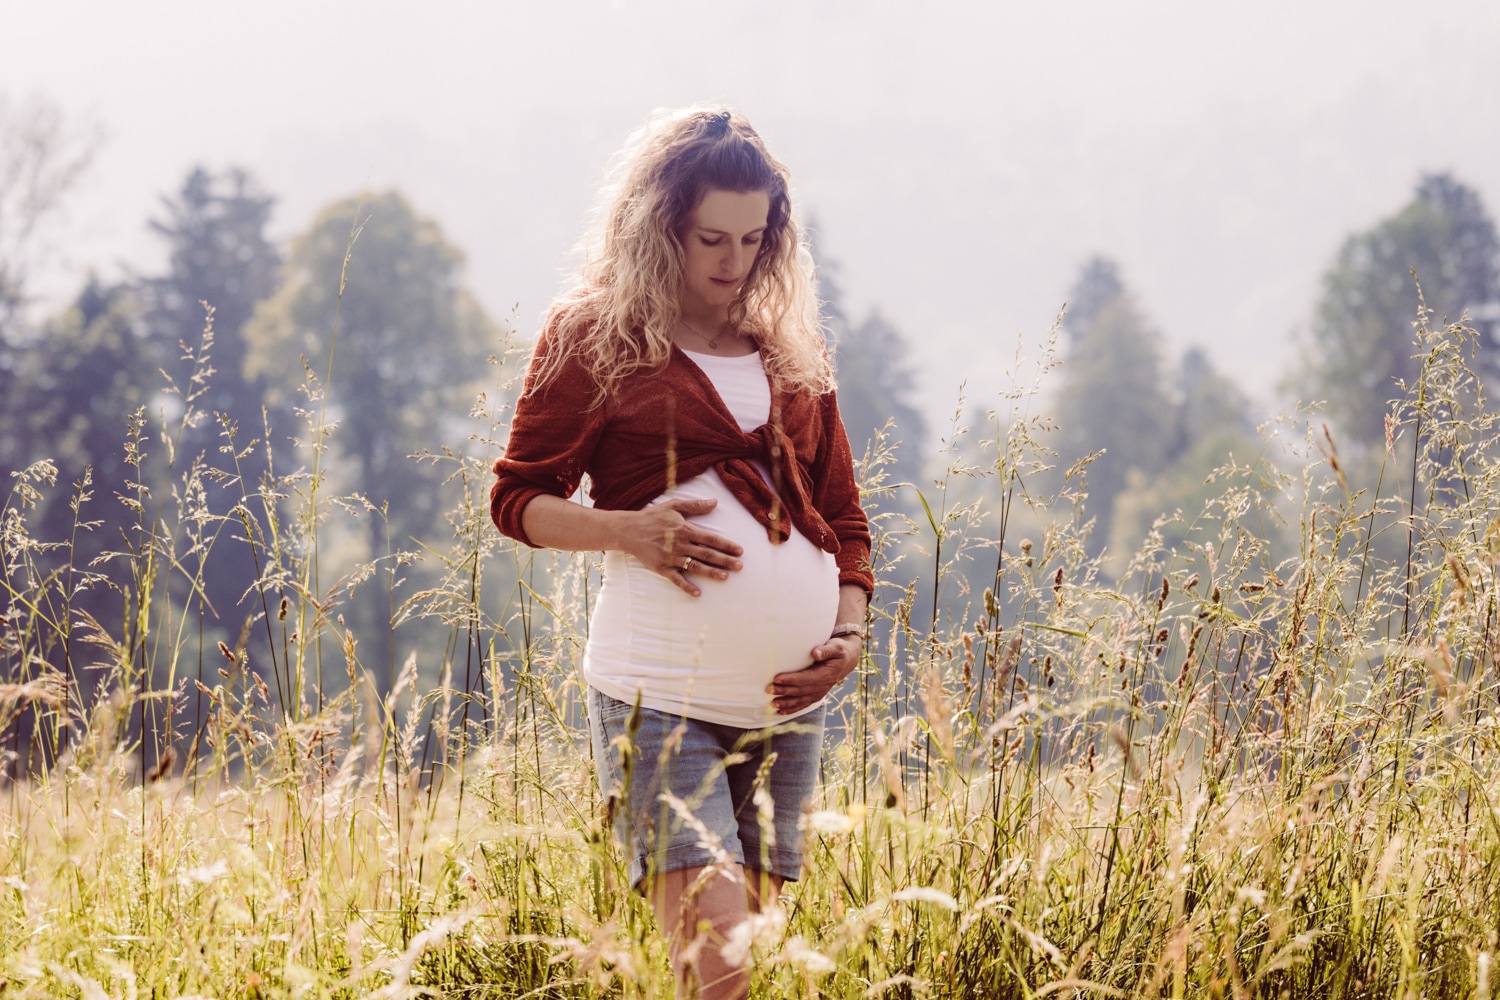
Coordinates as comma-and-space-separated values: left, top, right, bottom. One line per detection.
700, 236, 763, 248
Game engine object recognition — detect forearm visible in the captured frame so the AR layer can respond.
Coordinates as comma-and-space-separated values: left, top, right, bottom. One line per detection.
834, 583, 868, 634
520, 494, 629, 552
812, 392, 874, 595
520, 494, 744, 600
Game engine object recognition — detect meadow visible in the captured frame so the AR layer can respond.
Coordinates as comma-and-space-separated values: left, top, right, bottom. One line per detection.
2, 305, 1498, 999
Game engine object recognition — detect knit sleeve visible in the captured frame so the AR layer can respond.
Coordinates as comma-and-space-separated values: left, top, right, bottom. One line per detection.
810, 388, 874, 595
489, 331, 607, 548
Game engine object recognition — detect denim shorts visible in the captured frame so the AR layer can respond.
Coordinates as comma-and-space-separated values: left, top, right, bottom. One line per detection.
586, 686, 825, 889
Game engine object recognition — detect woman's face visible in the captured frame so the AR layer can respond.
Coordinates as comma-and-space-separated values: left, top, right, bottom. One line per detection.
679, 188, 771, 319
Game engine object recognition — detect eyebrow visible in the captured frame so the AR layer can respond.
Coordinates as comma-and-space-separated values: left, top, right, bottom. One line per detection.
695, 225, 768, 236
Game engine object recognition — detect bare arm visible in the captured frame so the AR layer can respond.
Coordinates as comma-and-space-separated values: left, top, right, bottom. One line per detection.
520, 494, 745, 598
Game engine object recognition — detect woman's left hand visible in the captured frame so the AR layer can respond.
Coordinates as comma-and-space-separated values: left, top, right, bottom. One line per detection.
769, 634, 863, 716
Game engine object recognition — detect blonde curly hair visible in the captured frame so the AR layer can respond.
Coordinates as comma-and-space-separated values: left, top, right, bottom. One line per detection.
531, 105, 833, 400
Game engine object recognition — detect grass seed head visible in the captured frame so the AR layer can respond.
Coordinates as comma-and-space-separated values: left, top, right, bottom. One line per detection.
146, 745, 175, 783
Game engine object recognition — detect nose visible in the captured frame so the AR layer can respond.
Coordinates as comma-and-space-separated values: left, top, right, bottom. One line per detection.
723, 243, 745, 275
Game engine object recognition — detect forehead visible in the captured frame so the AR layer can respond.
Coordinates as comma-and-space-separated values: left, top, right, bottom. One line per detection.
690, 189, 771, 232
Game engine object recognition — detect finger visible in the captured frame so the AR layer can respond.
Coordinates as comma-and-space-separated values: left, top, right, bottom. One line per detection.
677, 554, 711, 577
667, 568, 702, 598
773, 682, 829, 703
774, 691, 826, 714
682, 543, 741, 573
679, 552, 733, 580
810, 635, 862, 663
678, 526, 744, 559
660, 497, 718, 517
769, 663, 837, 694
809, 642, 851, 666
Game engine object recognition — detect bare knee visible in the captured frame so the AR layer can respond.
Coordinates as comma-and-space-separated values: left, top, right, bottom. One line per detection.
648, 865, 753, 999
744, 869, 783, 912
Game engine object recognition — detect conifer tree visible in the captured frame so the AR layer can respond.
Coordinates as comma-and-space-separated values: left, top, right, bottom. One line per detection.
1291, 173, 1499, 449
143, 166, 282, 448
1054, 257, 1171, 553
816, 242, 928, 492
245, 192, 499, 687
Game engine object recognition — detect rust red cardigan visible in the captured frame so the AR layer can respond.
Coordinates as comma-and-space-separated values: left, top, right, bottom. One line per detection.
490, 332, 874, 595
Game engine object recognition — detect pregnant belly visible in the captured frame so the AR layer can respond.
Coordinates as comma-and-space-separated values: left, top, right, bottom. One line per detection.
584, 471, 841, 726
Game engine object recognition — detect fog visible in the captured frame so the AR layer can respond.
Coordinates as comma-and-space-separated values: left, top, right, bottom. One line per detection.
5, 0, 1500, 427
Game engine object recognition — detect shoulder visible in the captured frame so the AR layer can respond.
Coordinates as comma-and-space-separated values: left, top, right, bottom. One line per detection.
772, 380, 841, 438
757, 323, 836, 398
532, 304, 586, 362
524, 308, 600, 394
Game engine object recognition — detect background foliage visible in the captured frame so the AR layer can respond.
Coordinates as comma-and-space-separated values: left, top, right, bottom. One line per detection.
2, 92, 1500, 997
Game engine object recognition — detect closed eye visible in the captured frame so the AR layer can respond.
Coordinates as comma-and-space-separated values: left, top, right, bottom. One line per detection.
696, 230, 766, 247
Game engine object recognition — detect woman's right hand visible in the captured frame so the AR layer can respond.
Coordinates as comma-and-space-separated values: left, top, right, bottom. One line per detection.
617, 498, 743, 597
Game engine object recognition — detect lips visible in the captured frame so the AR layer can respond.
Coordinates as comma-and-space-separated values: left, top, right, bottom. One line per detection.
711, 277, 739, 287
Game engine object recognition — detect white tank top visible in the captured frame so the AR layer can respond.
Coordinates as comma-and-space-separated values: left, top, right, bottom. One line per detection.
583, 349, 841, 727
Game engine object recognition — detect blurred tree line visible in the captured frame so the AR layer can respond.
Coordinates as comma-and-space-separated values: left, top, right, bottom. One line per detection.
1050, 256, 1258, 562
0, 95, 930, 759
1042, 172, 1499, 572
3, 92, 1499, 758
0, 99, 505, 773
1290, 174, 1500, 446
820, 243, 928, 494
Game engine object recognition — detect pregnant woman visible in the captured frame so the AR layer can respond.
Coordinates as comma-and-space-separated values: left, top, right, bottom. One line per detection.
490, 106, 872, 999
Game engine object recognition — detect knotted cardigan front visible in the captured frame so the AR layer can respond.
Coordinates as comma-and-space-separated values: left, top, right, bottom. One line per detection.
489, 330, 874, 595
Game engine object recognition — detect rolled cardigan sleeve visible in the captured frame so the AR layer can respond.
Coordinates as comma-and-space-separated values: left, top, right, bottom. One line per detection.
810, 388, 874, 595
489, 335, 606, 548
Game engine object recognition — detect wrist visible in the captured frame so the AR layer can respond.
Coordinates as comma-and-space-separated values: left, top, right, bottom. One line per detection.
602, 508, 634, 552
830, 621, 867, 641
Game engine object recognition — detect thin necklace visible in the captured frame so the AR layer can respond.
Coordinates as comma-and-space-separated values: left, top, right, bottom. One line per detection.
679, 317, 736, 350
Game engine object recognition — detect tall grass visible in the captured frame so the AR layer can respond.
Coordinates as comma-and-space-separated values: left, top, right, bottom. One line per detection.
2, 300, 1499, 998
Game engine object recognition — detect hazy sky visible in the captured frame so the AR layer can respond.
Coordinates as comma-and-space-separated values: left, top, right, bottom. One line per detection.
5, 0, 1499, 428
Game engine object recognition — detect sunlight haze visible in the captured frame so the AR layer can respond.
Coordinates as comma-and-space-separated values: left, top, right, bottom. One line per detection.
4, 0, 1499, 424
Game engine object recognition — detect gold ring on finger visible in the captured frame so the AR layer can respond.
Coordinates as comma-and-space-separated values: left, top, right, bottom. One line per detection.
684, 556, 694, 571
